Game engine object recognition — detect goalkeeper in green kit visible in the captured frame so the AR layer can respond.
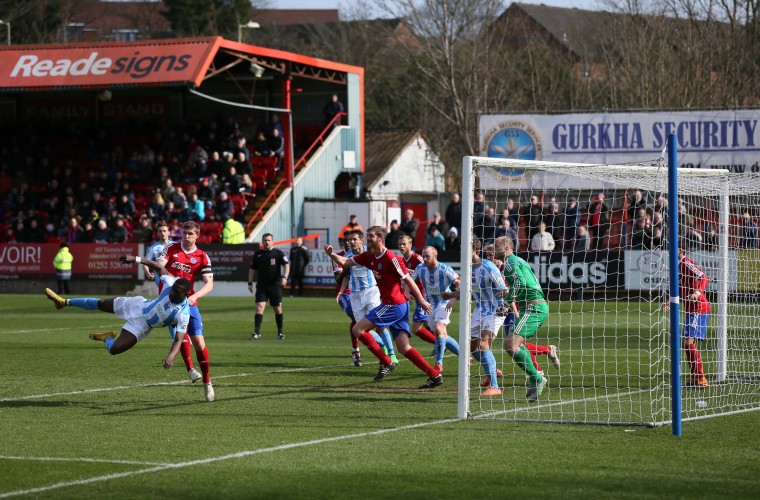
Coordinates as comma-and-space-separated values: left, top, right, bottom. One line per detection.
498, 236, 548, 402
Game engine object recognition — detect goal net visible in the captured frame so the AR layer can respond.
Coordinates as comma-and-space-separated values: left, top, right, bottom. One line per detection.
457, 155, 760, 426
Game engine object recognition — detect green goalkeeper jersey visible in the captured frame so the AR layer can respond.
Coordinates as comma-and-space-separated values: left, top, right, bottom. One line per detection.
503, 253, 546, 308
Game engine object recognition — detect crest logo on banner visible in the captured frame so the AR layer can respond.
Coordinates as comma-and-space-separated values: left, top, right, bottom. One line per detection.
481, 121, 543, 175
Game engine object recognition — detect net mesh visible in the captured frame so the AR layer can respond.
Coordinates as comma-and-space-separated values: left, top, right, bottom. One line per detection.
461, 156, 760, 425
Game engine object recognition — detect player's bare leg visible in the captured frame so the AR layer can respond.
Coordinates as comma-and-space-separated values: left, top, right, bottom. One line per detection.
89, 328, 137, 355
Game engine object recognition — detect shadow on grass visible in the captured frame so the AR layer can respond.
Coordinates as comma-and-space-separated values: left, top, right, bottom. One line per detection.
0, 400, 70, 408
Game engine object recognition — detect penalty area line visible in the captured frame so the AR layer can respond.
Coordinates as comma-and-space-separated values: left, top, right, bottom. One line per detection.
0, 364, 348, 402
0, 418, 461, 499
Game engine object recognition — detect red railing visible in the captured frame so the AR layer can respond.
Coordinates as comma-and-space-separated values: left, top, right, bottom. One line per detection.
293, 112, 346, 172
245, 178, 287, 233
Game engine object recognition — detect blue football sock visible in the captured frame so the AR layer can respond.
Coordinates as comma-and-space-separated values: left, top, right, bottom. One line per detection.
445, 336, 460, 355
471, 350, 482, 363
378, 328, 395, 356
371, 331, 383, 345
104, 337, 115, 353
435, 336, 446, 365
484, 349, 498, 388
67, 298, 100, 310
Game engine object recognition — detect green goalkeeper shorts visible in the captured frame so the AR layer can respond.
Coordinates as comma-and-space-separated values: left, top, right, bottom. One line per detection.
511, 303, 549, 339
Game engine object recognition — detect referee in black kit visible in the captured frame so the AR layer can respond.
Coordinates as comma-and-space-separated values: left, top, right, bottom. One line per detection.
248, 233, 290, 340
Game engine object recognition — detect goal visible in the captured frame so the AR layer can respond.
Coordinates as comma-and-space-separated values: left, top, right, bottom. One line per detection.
457, 149, 760, 428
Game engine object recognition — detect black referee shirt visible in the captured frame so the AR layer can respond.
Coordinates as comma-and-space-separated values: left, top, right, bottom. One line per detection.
250, 248, 289, 286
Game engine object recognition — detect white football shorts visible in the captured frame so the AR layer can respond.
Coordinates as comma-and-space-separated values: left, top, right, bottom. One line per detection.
470, 308, 506, 339
113, 296, 152, 341
350, 287, 381, 322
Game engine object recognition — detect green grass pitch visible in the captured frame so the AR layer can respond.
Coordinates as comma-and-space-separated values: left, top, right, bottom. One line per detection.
1, 294, 759, 498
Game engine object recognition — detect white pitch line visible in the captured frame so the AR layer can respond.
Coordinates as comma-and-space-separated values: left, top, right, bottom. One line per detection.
0, 456, 169, 466
0, 418, 461, 499
0, 364, 348, 402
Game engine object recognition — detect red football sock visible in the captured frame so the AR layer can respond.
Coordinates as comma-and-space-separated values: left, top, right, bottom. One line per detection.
528, 349, 542, 373
685, 343, 704, 377
415, 327, 436, 344
196, 346, 211, 384
403, 347, 437, 377
525, 342, 552, 355
180, 337, 194, 370
358, 332, 391, 365
350, 322, 359, 349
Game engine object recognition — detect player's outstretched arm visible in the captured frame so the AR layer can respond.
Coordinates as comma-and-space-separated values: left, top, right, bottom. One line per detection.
324, 245, 355, 269
120, 255, 168, 276
163, 329, 185, 369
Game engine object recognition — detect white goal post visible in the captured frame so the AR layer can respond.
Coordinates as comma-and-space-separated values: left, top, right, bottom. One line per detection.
457, 152, 760, 427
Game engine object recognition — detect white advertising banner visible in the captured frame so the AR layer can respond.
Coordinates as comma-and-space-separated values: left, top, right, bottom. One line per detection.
624, 250, 738, 291
479, 110, 760, 172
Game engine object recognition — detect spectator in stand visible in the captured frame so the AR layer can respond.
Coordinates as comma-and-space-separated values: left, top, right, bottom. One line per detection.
703, 223, 718, 251
91, 191, 108, 218
651, 212, 665, 238
739, 211, 758, 249
495, 217, 519, 251
573, 224, 590, 254
268, 128, 285, 169
208, 151, 226, 177
425, 225, 446, 253
25, 218, 47, 243
214, 191, 234, 221
115, 194, 136, 220
481, 207, 497, 244
681, 227, 703, 250
339, 214, 363, 245
627, 189, 649, 243
187, 192, 206, 222
385, 220, 402, 250
654, 194, 668, 215
252, 132, 271, 157
473, 191, 486, 234
147, 191, 167, 222
65, 217, 84, 243
523, 195, 544, 242
264, 113, 284, 138
224, 165, 246, 194
92, 219, 111, 243
222, 215, 245, 244
233, 136, 250, 162
109, 216, 130, 243
131, 215, 154, 243
288, 237, 310, 297
172, 186, 188, 214
399, 209, 418, 242
561, 197, 582, 252
235, 151, 252, 178
543, 196, 560, 240
630, 218, 652, 250
445, 227, 461, 251
587, 192, 610, 250
324, 93, 344, 126
198, 175, 219, 210
3, 226, 16, 243
530, 222, 556, 252
161, 178, 176, 203
505, 198, 520, 229
651, 227, 665, 250
428, 212, 447, 236
445, 193, 462, 234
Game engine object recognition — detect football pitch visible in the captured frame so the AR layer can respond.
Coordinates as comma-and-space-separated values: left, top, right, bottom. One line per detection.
1, 294, 759, 499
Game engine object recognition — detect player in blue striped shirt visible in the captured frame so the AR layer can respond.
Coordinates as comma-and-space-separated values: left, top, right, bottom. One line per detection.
144, 221, 173, 289
45, 256, 191, 366
411, 247, 461, 373
337, 230, 397, 364
443, 241, 508, 396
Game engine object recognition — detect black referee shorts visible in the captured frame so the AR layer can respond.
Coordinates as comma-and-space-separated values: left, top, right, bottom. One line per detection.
255, 284, 283, 306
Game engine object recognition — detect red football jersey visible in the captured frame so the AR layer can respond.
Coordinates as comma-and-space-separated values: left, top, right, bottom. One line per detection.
352, 249, 408, 305
157, 242, 213, 296
403, 251, 426, 299
679, 255, 710, 314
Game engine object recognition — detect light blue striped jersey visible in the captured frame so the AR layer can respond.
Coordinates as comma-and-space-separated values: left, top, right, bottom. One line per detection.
142, 275, 190, 333
346, 246, 377, 292
146, 240, 171, 285
412, 262, 459, 309
471, 258, 507, 315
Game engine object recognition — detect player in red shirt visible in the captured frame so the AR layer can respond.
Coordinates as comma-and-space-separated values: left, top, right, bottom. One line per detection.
157, 221, 216, 401
665, 248, 711, 388
325, 225, 443, 388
